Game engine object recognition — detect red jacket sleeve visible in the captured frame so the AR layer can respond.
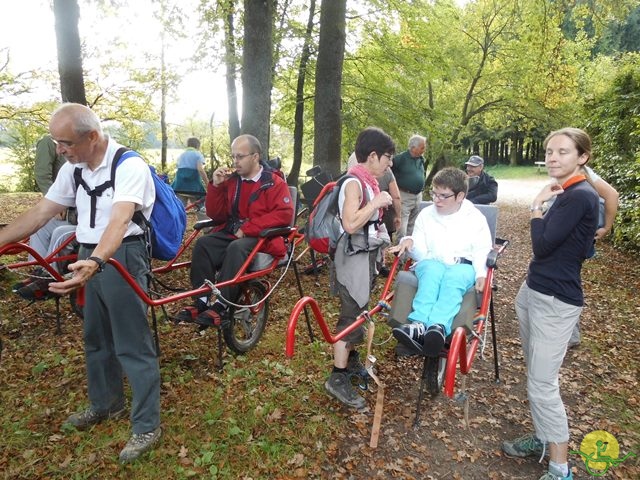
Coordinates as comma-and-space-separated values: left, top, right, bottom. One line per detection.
205, 180, 231, 224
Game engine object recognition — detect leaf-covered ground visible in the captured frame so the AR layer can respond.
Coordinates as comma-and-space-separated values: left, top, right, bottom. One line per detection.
0, 192, 638, 479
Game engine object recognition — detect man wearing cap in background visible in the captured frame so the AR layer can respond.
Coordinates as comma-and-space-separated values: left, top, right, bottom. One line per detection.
465, 155, 498, 204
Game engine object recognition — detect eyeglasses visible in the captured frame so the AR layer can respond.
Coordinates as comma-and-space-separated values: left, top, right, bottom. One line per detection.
379, 153, 392, 161
429, 190, 456, 201
51, 131, 90, 148
230, 152, 256, 161
51, 136, 84, 148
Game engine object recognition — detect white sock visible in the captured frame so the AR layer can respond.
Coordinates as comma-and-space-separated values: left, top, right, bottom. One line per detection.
549, 461, 569, 477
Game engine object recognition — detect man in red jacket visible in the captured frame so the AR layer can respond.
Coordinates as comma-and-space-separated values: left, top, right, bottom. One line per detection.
175, 134, 293, 325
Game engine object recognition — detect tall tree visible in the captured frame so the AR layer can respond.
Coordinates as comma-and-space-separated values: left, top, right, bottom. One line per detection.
52, 0, 87, 105
154, 0, 185, 172
222, 0, 241, 141
288, 0, 317, 186
313, 0, 346, 177
241, 0, 275, 157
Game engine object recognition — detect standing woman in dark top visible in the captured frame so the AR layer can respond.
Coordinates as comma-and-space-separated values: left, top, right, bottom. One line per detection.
502, 128, 599, 480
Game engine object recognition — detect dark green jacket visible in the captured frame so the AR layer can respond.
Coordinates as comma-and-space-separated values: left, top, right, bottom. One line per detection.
391, 150, 426, 194
35, 135, 66, 194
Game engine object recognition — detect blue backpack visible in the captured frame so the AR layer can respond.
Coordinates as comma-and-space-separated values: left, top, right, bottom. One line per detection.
74, 147, 187, 260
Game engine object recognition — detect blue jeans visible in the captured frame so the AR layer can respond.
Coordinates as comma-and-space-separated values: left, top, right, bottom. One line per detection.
407, 259, 475, 335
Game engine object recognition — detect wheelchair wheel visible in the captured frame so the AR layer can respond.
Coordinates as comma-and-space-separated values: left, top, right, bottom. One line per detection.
223, 281, 269, 354
69, 291, 84, 319
426, 355, 446, 396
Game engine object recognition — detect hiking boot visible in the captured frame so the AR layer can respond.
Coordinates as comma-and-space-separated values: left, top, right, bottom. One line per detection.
378, 265, 390, 277
346, 351, 366, 375
392, 322, 427, 355
119, 426, 162, 464
15, 276, 55, 301
195, 307, 224, 327
324, 371, 366, 410
502, 432, 547, 458
539, 464, 573, 480
346, 351, 372, 391
64, 405, 127, 430
422, 324, 446, 357
174, 299, 207, 323
12, 268, 46, 292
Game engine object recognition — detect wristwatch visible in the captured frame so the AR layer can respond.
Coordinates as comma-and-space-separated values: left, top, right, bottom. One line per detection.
88, 256, 106, 272
529, 204, 543, 212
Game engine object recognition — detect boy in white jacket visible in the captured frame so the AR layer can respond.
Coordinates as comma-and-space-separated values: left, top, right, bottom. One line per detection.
389, 167, 493, 356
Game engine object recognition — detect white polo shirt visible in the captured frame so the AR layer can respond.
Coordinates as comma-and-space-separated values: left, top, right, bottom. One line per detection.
46, 137, 155, 244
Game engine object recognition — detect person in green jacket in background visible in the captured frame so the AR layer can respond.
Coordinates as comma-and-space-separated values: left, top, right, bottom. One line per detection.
391, 134, 427, 239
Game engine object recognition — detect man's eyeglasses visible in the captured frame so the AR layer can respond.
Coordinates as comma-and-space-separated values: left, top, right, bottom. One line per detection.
230, 152, 255, 161
51, 131, 89, 148
51, 138, 79, 148
379, 153, 392, 161
429, 190, 456, 201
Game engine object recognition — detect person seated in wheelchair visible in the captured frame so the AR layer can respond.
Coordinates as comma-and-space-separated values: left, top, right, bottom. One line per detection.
12, 134, 78, 301
175, 134, 294, 327
388, 167, 493, 356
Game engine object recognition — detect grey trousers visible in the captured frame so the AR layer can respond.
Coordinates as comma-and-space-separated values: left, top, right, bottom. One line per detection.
397, 190, 422, 239
79, 239, 160, 434
29, 217, 72, 263
515, 281, 581, 444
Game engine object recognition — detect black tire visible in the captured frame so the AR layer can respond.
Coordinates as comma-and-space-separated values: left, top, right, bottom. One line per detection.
426, 355, 446, 397
223, 281, 269, 354
69, 292, 84, 319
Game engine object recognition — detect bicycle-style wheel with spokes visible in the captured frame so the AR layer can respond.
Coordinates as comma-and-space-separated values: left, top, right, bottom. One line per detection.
223, 280, 269, 354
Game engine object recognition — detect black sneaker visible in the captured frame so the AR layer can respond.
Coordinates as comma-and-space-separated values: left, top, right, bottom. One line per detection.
119, 426, 162, 463
422, 324, 446, 356
392, 322, 426, 355
395, 342, 419, 357
324, 371, 366, 410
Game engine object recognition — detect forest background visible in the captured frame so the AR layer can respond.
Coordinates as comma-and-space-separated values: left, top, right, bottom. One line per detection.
0, 0, 639, 251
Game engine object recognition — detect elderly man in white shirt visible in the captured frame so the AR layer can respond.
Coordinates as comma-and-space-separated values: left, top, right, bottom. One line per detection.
389, 167, 493, 356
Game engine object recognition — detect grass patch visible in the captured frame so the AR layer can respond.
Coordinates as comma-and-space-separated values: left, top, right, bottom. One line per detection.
485, 164, 547, 180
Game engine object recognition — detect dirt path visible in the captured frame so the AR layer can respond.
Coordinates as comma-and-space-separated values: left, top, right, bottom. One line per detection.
323, 201, 639, 479
496, 178, 550, 204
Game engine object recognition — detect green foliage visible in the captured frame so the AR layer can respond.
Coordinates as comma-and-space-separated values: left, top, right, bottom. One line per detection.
585, 52, 640, 251
5, 113, 51, 192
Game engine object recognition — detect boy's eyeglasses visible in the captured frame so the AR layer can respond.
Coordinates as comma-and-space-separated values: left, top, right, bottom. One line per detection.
429, 191, 456, 200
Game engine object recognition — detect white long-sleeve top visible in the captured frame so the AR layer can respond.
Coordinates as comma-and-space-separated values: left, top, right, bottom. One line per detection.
406, 199, 493, 279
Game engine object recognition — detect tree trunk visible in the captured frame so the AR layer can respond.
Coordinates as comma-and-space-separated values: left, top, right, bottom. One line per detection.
223, 0, 240, 142
53, 0, 87, 105
160, 32, 168, 172
289, 0, 317, 187
241, 0, 274, 158
313, 0, 346, 178
509, 136, 517, 166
